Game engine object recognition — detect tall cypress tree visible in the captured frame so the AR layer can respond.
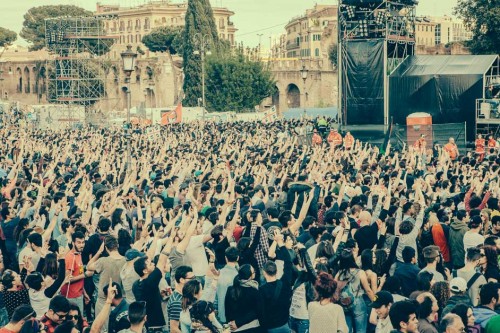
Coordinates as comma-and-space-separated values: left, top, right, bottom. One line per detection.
182, 0, 220, 107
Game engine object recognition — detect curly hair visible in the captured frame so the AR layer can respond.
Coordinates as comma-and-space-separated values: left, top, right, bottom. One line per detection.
431, 281, 450, 317
314, 272, 337, 300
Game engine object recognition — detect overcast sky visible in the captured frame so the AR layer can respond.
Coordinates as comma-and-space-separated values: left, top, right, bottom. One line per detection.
2, 0, 459, 47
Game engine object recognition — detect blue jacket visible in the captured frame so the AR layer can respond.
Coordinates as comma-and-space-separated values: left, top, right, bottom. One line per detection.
473, 306, 498, 328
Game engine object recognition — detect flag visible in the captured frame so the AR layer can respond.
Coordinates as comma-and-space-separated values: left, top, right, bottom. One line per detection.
264, 106, 277, 123
161, 102, 182, 126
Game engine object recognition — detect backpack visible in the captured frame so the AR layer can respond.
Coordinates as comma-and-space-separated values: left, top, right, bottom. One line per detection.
334, 269, 361, 313
452, 270, 482, 289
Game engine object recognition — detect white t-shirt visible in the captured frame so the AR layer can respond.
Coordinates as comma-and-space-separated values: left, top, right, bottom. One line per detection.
185, 235, 209, 276
463, 231, 485, 252
290, 284, 309, 320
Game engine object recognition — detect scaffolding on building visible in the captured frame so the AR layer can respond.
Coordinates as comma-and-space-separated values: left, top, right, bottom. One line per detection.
338, 0, 417, 127
45, 16, 118, 128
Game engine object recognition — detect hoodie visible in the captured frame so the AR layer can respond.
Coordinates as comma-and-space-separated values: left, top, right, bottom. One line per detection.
441, 294, 472, 318
449, 218, 469, 268
473, 306, 497, 328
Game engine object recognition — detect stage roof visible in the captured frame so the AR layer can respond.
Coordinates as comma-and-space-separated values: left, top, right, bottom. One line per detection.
390, 55, 498, 77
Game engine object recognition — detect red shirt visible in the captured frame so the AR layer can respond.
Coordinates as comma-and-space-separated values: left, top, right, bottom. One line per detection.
60, 251, 84, 298
0, 328, 16, 333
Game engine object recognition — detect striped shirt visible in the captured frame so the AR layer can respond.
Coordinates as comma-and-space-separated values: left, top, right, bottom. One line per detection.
167, 291, 183, 331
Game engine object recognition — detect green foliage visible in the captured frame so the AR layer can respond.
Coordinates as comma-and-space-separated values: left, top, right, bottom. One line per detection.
182, 0, 220, 107
328, 43, 338, 67
205, 50, 275, 112
454, 0, 500, 54
0, 27, 17, 48
142, 26, 184, 55
20, 5, 92, 51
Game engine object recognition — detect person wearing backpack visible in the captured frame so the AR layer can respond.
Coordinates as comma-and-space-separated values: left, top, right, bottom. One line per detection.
335, 247, 375, 333
308, 272, 348, 333
453, 248, 487, 306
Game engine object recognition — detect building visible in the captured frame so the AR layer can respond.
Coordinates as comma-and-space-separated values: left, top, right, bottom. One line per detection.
283, 5, 337, 60
264, 5, 338, 113
432, 15, 472, 45
415, 17, 437, 48
95, 1, 237, 59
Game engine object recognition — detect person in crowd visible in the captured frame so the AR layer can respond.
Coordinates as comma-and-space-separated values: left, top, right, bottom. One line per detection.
40, 295, 70, 333
308, 272, 348, 333
67, 303, 88, 333
438, 313, 466, 333
473, 283, 500, 329
60, 232, 86, 314
441, 278, 472, 318
415, 292, 439, 333
103, 283, 130, 333
449, 210, 469, 270
166, 265, 195, 333
0, 305, 35, 333
453, 248, 487, 306
214, 246, 239, 325
394, 247, 421, 297
479, 245, 500, 283
430, 281, 450, 320
389, 300, 419, 333
117, 301, 147, 333
449, 304, 479, 333
225, 264, 264, 333
368, 290, 394, 333
179, 279, 202, 333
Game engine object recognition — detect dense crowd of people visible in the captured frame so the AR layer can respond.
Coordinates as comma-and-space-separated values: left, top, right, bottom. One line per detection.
0, 115, 500, 333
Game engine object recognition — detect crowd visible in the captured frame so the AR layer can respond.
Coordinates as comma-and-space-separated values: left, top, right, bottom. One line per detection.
0, 115, 500, 333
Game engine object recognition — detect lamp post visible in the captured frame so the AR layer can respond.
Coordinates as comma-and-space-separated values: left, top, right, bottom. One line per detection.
120, 44, 137, 171
193, 33, 211, 123
300, 65, 309, 117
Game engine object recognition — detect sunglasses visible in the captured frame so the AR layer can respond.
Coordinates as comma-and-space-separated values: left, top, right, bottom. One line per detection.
67, 315, 79, 320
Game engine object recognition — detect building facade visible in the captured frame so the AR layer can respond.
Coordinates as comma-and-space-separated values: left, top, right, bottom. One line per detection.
95, 1, 237, 59
265, 5, 338, 113
432, 15, 472, 45
415, 17, 437, 48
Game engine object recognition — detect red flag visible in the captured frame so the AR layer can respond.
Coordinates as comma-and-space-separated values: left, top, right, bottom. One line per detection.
161, 102, 182, 125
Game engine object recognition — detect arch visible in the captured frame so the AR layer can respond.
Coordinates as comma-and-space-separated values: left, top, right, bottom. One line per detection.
286, 84, 300, 108
16, 67, 22, 93
23, 67, 30, 93
272, 86, 280, 110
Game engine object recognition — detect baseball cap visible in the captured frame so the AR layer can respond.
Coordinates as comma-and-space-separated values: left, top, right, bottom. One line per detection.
125, 249, 146, 262
370, 291, 394, 308
450, 277, 467, 293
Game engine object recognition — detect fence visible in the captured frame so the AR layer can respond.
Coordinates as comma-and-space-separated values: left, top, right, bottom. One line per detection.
391, 122, 467, 152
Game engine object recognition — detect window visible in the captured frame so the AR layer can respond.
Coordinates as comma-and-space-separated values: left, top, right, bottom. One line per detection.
219, 18, 225, 29
120, 21, 125, 32
136, 19, 141, 29
144, 18, 150, 30
426, 26, 428, 32
296, 37, 300, 46
315, 48, 319, 57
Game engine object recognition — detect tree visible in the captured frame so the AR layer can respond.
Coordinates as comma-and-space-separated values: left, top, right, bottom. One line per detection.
182, 0, 220, 107
20, 5, 92, 51
205, 50, 275, 112
142, 26, 184, 55
454, 0, 500, 54
328, 43, 338, 67
0, 27, 17, 48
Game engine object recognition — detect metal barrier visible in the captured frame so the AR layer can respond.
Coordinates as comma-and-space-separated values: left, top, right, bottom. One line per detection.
391, 122, 467, 152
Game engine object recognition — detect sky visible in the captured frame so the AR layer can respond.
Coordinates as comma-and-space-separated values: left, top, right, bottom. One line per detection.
2, 0, 459, 48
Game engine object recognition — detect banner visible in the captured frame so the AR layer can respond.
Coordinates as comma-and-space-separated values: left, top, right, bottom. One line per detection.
264, 105, 278, 123
161, 102, 182, 125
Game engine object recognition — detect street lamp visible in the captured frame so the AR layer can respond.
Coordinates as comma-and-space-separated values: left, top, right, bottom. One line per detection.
300, 65, 309, 117
193, 33, 211, 123
120, 44, 137, 171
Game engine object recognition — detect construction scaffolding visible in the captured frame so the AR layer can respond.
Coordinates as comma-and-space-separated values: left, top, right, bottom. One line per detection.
45, 16, 117, 128
338, 0, 417, 127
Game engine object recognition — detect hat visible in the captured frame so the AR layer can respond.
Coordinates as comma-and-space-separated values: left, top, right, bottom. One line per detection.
194, 170, 203, 177
422, 245, 440, 259
450, 277, 467, 293
125, 249, 146, 262
370, 291, 393, 308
